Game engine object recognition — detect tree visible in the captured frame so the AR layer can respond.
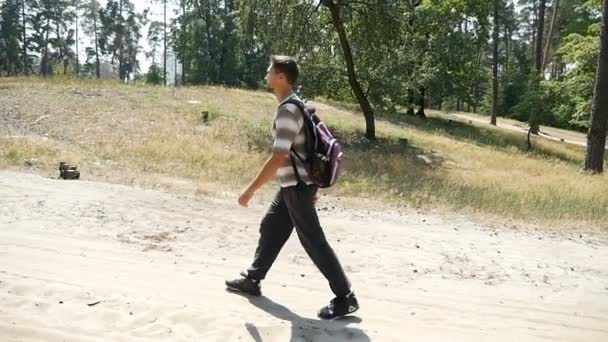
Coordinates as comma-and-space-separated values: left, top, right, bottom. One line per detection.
535, 0, 547, 73
26, 0, 75, 76
99, 0, 147, 81
491, 0, 500, 125
163, 0, 166, 85
321, 0, 376, 140
145, 63, 162, 84
73, 0, 81, 76
541, 0, 561, 73
584, 0, 608, 173
527, 0, 547, 135
21, 0, 28, 73
147, 20, 162, 66
51, 1, 77, 75
150, 0, 168, 85
0, 0, 23, 75
81, 0, 102, 78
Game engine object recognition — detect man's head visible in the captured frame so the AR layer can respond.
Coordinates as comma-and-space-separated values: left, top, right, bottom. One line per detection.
265, 55, 299, 93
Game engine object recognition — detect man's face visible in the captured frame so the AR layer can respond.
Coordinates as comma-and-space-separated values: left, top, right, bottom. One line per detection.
265, 64, 281, 91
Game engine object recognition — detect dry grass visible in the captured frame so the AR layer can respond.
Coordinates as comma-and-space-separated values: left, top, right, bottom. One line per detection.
1, 77, 607, 227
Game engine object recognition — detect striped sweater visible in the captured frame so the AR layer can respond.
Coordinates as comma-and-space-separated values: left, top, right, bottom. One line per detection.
272, 94, 312, 188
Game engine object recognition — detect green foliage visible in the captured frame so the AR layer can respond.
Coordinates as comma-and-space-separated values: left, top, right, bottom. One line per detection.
99, 0, 148, 80
145, 63, 162, 84
2, 0, 603, 136
0, 0, 23, 75
558, 20, 601, 129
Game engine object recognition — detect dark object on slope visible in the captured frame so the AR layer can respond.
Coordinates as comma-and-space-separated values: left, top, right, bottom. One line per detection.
59, 162, 80, 180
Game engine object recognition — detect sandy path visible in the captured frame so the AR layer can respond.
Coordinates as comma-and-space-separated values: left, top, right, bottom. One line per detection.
1, 171, 607, 341
449, 113, 608, 148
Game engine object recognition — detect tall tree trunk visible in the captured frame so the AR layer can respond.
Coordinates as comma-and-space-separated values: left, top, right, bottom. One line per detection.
181, 0, 187, 85
21, 0, 27, 74
94, 7, 100, 79
41, 17, 51, 76
323, 0, 375, 140
532, 1, 537, 62
75, 14, 79, 77
119, 0, 125, 81
535, 0, 546, 75
491, 0, 499, 126
57, 21, 68, 75
163, 0, 167, 86
584, 0, 608, 173
530, 0, 546, 135
504, 26, 510, 70
204, 0, 214, 82
541, 0, 560, 73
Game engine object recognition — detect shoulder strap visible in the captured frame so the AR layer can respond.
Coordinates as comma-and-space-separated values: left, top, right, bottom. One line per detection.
281, 98, 315, 184
282, 98, 317, 152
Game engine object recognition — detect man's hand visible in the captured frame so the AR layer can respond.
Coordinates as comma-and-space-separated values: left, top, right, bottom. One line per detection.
238, 152, 289, 207
238, 188, 255, 207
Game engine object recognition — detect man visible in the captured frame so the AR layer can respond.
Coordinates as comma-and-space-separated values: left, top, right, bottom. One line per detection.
225, 55, 359, 319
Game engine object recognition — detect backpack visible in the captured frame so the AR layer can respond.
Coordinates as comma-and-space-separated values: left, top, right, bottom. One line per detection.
283, 99, 343, 188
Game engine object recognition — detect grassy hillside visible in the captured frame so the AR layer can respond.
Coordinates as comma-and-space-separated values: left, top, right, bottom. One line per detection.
1, 77, 607, 227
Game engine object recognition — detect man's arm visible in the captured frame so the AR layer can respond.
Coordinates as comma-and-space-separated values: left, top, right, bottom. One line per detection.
238, 152, 290, 207
238, 103, 302, 207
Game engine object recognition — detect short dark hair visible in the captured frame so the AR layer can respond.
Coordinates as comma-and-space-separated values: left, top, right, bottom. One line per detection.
271, 55, 299, 85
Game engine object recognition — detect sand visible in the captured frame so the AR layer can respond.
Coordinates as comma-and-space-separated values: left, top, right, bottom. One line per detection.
1, 171, 607, 342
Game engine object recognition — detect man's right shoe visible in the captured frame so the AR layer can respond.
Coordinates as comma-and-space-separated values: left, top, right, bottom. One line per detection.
225, 272, 262, 297
318, 292, 359, 319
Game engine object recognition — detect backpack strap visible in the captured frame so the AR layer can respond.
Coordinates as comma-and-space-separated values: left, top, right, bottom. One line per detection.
280, 98, 315, 185
282, 98, 317, 153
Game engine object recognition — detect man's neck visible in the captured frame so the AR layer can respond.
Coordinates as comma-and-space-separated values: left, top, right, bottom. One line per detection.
275, 87, 295, 104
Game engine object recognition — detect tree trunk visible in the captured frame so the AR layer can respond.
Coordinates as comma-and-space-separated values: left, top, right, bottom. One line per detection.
119, 0, 125, 81
535, 0, 546, 75
504, 26, 510, 70
407, 89, 415, 116
57, 21, 68, 75
41, 17, 51, 76
204, 0, 214, 82
94, 6, 100, 79
541, 0, 560, 73
75, 15, 80, 77
532, 1, 537, 61
21, 0, 27, 74
491, 0, 499, 126
163, 0, 167, 86
181, 0, 187, 85
417, 86, 426, 118
584, 0, 608, 173
323, 0, 375, 139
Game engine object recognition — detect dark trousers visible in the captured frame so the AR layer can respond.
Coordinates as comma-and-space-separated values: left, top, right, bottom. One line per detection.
246, 183, 351, 297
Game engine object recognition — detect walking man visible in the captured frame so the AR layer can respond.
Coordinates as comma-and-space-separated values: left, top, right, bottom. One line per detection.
225, 55, 359, 319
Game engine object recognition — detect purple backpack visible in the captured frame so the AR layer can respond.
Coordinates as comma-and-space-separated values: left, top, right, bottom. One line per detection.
285, 99, 343, 188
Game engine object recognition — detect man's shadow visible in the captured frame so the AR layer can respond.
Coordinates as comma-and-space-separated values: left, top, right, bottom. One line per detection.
232, 292, 371, 342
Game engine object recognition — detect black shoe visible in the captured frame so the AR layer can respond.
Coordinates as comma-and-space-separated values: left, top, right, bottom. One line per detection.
225, 272, 261, 297
318, 292, 359, 319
